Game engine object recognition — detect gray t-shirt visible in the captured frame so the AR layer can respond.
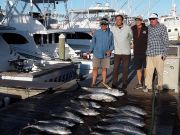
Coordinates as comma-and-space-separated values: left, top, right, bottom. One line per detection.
111, 24, 133, 55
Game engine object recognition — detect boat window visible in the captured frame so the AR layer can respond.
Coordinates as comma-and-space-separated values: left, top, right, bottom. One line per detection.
33, 34, 41, 44
58, 76, 61, 82
66, 74, 69, 81
49, 34, 52, 43
54, 77, 57, 82
49, 78, 53, 82
66, 32, 92, 39
62, 74, 65, 82
29, 12, 41, 19
43, 34, 48, 44
55, 33, 60, 43
2, 33, 28, 44
174, 28, 178, 31
168, 29, 171, 32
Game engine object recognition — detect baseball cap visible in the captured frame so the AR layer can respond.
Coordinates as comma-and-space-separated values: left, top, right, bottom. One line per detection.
100, 18, 109, 25
149, 13, 158, 19
135, 15, 143, 21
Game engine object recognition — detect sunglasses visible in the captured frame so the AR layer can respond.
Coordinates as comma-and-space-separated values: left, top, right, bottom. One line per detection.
135, 19, 142, 21
149, 18, 156, 20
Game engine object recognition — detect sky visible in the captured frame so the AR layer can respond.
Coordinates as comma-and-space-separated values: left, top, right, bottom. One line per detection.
67, 0, 180, 18
0, 0, 180, 19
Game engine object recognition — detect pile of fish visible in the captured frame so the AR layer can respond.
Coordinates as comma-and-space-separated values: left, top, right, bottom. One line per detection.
90, 105, 147, 135
19, 87, 147, 135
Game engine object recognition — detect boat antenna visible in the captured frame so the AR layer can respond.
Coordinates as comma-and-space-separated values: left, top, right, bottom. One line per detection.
30, 0, 33, 16
148, 0, 151, 17
64, 0, 70, 28
171, 0, 176, 17
1, 0, 19, 24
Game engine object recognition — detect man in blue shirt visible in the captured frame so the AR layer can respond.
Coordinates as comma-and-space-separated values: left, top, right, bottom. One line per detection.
89, 18, 114, 87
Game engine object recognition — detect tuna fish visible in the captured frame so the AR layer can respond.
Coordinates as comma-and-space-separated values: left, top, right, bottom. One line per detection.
65, 106, 100, 116
70, 99, 101, 109
50, 111, 84, 124
90, 132, 104, 135
109, 105, 147, 116
90, 131, 125, 135
101, 117, 145, 127
78, 93, 117, 102
22, 123, 71, 135
81, 87, 124, 97
106, 110, 143, 119
36, 119, 75, 127
95, 124, 146, 135
119, 105, 147, 116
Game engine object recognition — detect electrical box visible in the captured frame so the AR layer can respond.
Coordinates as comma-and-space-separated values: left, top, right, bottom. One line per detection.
163, 45, 180, 93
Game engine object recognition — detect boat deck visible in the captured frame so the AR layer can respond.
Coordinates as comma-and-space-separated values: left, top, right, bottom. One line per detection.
0, 62, 77, 78
0, 62, 179, 135
0, 80, 64, 99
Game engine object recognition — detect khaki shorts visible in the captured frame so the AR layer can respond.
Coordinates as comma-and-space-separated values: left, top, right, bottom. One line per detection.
93, 57, 110, 68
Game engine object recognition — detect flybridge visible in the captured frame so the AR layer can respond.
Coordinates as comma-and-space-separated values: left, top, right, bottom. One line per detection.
1, 0, 70, 30
20, 0, 67, 3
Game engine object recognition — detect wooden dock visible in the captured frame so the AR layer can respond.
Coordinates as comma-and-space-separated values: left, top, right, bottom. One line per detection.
0, 62, 179, 135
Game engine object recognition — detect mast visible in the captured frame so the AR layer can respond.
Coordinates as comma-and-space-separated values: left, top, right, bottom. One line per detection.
64, 0, 70, 28
148, 0, 151, 17
171, 0, 176, 17
30, 0, 33, 16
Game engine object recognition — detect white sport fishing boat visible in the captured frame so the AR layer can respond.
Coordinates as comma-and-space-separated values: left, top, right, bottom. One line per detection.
0, 0, 89, 99
0, 0, 80, 83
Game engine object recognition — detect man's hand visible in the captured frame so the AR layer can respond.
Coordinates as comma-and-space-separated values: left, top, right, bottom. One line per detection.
105, 51, 112, 57
86, 51, 91, 55
161, 55, 166, 61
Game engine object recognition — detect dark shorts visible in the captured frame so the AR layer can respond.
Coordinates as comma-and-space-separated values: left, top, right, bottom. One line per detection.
134, 56, 146, 70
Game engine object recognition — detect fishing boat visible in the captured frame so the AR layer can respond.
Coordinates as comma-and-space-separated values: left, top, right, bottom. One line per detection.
0, 0, 88, 99
63, 2, 126, 52
160, 3, 180, 41
0, 0, 80, 82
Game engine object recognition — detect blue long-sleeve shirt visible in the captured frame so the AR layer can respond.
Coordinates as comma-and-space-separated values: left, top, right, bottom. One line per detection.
89, 29, 114, 58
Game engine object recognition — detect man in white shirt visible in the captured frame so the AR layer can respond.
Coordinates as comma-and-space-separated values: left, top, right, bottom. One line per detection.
111, 15, 133, 90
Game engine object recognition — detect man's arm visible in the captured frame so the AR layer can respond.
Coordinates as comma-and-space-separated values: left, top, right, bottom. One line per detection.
161, 25, 169, 57
89, 32, 96, 53
109, 32, 114, 51
128, 26, 133, 43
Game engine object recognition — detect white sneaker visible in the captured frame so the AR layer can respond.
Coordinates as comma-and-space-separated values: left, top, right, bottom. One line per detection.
143, 88, 148, 92
143, 86, 151, 93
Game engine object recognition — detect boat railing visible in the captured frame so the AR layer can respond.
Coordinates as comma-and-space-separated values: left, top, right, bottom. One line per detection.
12, 46, 50, 60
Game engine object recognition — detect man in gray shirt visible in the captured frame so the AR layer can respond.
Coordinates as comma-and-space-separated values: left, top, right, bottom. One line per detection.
111, 15, 132, 90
